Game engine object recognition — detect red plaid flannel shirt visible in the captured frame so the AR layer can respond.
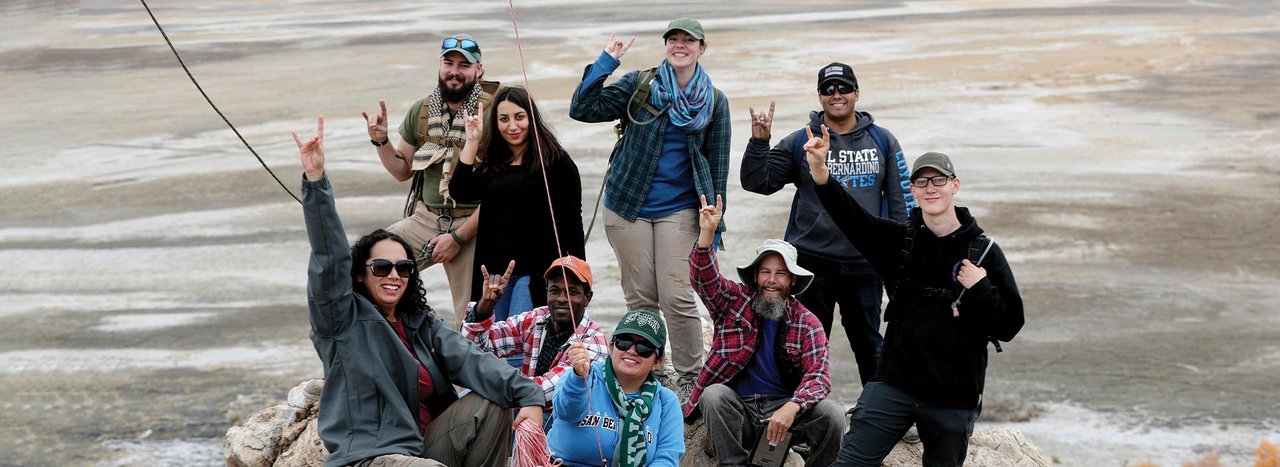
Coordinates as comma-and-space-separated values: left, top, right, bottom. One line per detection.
462, 306, 608, 406
684, 246, 832, 417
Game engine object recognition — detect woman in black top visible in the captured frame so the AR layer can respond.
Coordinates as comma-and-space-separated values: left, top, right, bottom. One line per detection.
450, 86, 585, 323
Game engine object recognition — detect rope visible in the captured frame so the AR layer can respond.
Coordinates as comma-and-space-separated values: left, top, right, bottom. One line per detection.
139, 0, 301, 204
511, 418, 563, 467
506, 2, 607, 465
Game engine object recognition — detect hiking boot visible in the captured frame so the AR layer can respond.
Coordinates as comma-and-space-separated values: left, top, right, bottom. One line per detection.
675, 376, 696, 406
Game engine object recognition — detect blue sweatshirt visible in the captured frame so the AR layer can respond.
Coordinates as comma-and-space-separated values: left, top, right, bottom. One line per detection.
548, 362, 685, 466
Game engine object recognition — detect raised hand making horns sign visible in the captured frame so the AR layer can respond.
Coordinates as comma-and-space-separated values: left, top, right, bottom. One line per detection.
604, 32, 636, 61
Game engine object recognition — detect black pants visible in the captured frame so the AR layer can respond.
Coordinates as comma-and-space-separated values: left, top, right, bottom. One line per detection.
832, 382, 980, 467
796, 255, 883, 385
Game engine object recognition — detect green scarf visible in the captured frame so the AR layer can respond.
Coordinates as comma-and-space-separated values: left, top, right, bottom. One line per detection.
603, 359, 658, 467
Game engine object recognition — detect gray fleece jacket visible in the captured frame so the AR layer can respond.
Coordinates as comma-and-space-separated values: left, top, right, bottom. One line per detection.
303, 175, 542, 467
741, 110, 913, 264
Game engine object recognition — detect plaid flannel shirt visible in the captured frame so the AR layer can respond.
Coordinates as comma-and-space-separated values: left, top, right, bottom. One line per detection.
684, 246, 832, 417
462, 306, 609, 406
568, 52, 731, 233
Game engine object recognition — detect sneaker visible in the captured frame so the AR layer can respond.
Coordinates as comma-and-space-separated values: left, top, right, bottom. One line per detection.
675, 377, 696, 406
902, 426, 921, 444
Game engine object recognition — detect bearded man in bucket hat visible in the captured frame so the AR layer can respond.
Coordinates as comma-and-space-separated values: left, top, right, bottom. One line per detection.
685, 194, 846, 466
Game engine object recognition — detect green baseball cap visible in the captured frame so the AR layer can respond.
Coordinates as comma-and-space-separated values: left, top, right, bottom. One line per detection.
440, 33, 481, 63
664, 18, 705, 41
911, 151, 956, 178
614, 309, 667, 349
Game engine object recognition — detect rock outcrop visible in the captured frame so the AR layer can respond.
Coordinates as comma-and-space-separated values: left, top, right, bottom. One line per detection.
225, 379, 1047, 467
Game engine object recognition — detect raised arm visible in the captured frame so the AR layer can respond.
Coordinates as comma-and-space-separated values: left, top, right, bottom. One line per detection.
741, 102, 803, 195
689, 194, 748, 321
364, 99, 418, 182
294, 115, 356, 337
568, 33, 638, 123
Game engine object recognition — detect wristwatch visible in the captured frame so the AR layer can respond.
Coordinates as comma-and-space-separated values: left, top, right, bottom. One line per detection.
370, 138, 390, 147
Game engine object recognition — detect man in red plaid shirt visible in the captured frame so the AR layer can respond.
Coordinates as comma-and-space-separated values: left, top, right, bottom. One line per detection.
687, 195, 846, 466
462, 256, 609, 413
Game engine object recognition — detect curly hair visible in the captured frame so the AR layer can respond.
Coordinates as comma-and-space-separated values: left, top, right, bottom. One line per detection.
349, 229, 432, 320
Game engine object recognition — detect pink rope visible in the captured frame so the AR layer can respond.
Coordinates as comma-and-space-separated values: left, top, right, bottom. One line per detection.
506, 2, 607, 466
511, 418, 563, 467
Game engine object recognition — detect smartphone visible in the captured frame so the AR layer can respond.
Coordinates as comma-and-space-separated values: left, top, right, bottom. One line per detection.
749, 430, 794, 467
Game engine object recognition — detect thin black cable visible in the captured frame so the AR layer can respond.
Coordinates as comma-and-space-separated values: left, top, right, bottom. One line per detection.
140, 0, 300, 204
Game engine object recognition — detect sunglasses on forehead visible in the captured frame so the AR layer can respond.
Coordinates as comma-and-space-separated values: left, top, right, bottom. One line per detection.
367, 259, 415, 277
818, 82, 856, 96
613, 336, 659, 358
442, 37, 480, 53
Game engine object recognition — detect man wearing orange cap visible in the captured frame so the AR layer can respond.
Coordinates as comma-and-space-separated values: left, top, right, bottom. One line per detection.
461, 256, 610, 413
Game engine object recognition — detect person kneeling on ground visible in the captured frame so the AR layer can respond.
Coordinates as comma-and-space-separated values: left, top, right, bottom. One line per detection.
803, 126, 1024, 467
461, 256, 610, 422
550, 309, 686, 466
294, 115, 544, 467
685, 194, 846, 466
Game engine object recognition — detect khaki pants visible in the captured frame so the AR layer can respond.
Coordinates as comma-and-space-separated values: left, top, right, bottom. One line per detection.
387, 201, 476, 325
604, 207, 706, 379
353, 393, 513, 467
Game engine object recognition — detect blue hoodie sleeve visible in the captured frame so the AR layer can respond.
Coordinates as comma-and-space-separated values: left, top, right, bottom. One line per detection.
880, 131, 912, 222
648, 387, 687, 466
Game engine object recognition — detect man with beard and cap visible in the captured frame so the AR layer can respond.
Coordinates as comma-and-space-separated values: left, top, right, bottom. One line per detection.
364, 33, 500, 325
685, 194, 847, 466
740, 62, 911, 388
802, 141, 1025, 466
461, 256, 609, 417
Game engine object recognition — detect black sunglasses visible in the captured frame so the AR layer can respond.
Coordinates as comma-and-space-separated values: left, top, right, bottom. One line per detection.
613, 336, 658, 358
368, 259, 415, 277
818, 82, 856, 96
911, 175, 953, 188
442, 37, 480, 53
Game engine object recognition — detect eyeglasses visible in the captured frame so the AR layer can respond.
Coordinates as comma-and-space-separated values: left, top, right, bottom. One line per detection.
442, 37, 480, 53
819, 82, 856, 96
911, 175, 953, 188
612, 336, 658, 358
368, 259, 415, 277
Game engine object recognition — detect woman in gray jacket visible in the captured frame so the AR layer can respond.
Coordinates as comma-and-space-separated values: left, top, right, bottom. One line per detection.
293, 115, 544, 467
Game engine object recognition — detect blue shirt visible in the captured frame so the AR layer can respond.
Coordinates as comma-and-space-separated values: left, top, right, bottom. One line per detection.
549, 362, 686, 466
734, 318, 789, 397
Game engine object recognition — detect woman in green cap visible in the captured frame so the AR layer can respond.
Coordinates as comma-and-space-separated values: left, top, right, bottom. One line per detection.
568, 17, 730, 401
548, 309, 686, 466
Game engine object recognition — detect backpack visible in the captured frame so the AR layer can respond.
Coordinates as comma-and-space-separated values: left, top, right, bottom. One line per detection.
894, 218, 1005, 352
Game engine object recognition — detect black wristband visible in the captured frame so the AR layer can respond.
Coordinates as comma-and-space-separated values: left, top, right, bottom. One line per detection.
371, 138, 389, 147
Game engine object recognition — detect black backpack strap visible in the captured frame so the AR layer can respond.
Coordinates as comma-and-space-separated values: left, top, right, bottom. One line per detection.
957, 235, 1003, 353
887, 213, 919, 322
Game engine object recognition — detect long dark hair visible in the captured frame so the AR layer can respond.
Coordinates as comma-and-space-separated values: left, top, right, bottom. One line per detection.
349, 229, 431, 320
479, 86, 563, 175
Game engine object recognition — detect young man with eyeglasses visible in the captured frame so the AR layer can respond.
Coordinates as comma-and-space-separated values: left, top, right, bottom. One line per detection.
685, 195, 847, 466
362, 33, 500, 325
740, 62, 912, 388
803, 143, 1025, 466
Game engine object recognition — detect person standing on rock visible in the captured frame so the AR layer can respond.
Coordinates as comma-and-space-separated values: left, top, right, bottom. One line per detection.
569, 18, 733, 400
294, 115, 544, 467
740, 62, 911, 387
803, 138, 1025, 466
686, 195, 847, 466
460, 255, 609, 425
551, 309, 686, 466
363, 33, 499, 325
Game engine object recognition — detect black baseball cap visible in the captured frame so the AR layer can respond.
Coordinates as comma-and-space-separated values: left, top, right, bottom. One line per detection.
817, 62, 858, 90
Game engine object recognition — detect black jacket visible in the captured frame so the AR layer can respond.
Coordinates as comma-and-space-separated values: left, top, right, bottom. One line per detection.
814, 181, 1024, 409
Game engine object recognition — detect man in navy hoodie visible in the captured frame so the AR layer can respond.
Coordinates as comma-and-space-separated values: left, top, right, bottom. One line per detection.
740, 62, 912, 386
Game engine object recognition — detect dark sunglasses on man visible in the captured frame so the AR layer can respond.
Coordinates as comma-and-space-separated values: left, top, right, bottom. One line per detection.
818, 82, 856, 96
612, 336, 659, 358
442, 37, 480, 53
368, 258, 416, 277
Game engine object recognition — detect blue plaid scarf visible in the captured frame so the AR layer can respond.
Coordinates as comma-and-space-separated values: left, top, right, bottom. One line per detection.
650, 60, 714, 132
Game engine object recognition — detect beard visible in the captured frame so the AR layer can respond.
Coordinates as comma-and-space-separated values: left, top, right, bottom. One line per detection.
751, 294, 787, 321
438, 74, 477, 103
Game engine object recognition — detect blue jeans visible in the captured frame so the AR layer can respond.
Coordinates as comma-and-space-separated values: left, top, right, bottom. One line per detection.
832, 382, 980, 467
492, 275, 531, 368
